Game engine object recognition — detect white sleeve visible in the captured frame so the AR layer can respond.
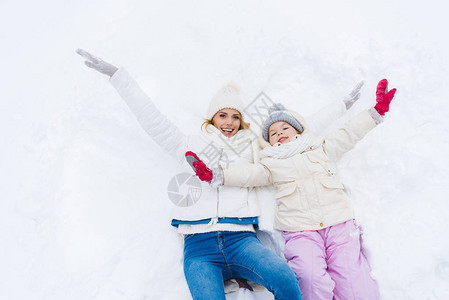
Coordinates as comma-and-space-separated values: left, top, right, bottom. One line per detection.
305, 100, 347, 134
110, 68, 188, 163
322, 110, 377, 161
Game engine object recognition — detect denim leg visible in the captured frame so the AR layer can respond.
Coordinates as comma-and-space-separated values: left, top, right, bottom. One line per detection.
183, 233, 228, 300
223, 232, 302, 300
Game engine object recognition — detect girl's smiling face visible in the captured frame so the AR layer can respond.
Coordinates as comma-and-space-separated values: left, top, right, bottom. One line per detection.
268, 121, 299, 145
212, 108, 242, 137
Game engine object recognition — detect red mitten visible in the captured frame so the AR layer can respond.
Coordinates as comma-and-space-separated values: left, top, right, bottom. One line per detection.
375, 79, 397, 115
185, 151, 213, 182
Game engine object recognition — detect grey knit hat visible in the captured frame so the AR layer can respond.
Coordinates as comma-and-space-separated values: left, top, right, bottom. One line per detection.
262, 103, 304, 142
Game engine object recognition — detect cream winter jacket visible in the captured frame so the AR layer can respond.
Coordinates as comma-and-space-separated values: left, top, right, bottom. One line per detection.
223, 110, 377, 232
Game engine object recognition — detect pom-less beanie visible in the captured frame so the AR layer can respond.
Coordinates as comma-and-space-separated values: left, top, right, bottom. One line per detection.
206, 84, 244, 120
262, 103, 304, 142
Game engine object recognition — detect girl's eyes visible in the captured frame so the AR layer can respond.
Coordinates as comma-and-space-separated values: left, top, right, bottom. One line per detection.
233, 116, 240, 120
219, 114, 226, 118
271, 132, 276, 136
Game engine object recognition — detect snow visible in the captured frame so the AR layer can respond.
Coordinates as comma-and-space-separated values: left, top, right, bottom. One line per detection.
1, 0, 449, 299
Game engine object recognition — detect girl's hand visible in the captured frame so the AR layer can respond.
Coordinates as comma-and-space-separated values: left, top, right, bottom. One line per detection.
375, 79, 397, 116
185, 151, 213, 182
76, 49, 118, 77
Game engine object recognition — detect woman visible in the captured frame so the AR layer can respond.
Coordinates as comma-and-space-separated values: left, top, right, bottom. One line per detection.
76, 49, 301, 300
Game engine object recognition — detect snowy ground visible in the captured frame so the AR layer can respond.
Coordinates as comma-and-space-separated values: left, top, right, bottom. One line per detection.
1, 1, 449, 299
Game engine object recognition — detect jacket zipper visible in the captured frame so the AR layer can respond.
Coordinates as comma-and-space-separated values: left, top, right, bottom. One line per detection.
208, 148, 223, 225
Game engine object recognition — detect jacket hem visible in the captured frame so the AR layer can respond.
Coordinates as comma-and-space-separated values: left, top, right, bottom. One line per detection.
171, 217, 258, 227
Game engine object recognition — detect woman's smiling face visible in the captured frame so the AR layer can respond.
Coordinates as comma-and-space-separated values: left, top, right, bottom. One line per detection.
212, 108, 242, 137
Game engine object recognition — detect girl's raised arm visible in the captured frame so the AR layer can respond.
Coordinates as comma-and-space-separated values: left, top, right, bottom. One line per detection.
323, 79, 396, 161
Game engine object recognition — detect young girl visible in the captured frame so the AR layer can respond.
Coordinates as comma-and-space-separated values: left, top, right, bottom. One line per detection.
76, 49, 303, 300
191, 79, 396, 300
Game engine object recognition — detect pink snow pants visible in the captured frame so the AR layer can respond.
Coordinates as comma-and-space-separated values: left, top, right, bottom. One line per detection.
281, 220, 379, 300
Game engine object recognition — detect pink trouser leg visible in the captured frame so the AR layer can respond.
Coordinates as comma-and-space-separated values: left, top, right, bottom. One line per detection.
325, 220, 379, 300
282, 220, 379, 300
282, 230, 335, 300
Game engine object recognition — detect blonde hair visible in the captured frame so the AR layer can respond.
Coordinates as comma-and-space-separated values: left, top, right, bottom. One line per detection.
201, 113, 250, 133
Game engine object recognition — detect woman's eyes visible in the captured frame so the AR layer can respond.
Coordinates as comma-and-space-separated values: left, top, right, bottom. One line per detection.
271, 132, 276, 136
219, 114, 239, 120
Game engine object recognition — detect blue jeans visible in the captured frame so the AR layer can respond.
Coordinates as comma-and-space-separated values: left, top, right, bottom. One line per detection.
183, 231, 302, 300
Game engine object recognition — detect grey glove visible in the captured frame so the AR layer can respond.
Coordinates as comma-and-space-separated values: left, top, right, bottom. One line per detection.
76, 49, 118, 77
342, 80, 364, 110
209, 168, 224, 189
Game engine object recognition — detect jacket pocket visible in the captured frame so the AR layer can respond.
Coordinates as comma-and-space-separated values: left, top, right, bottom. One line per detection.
274, 182, 297, 199
320, 178, 344, 189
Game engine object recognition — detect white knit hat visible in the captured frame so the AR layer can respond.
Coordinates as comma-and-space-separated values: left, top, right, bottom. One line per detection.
206, 84, 244, 120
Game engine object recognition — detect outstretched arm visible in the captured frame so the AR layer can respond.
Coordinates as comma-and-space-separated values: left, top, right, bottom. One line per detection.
186, 151, 272, 188
306, 80, 364, 134
223, 162, 272, 187
77, 49, 188, 162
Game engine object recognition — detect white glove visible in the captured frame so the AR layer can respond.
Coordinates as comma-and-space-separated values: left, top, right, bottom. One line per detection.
342, 80, 364, 110
76, 49, 118, 77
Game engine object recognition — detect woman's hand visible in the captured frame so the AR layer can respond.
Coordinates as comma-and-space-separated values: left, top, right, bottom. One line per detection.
375, 79, 397, 116
76, 49, 118, 77
343, 80, 364, 110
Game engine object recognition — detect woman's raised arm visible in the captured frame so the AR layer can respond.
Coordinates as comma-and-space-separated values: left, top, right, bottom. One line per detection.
77, 49, 188, 162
